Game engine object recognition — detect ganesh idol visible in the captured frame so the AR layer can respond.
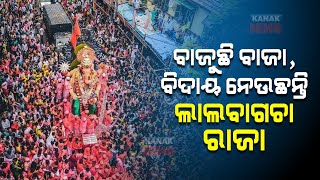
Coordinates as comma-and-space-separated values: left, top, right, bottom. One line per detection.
67, 46, 101, 116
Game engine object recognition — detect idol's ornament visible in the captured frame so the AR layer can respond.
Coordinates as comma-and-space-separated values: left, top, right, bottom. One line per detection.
67, 46, 101, 115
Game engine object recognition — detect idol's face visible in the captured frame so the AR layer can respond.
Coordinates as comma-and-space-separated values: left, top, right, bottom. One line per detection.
82, 52, 89, 59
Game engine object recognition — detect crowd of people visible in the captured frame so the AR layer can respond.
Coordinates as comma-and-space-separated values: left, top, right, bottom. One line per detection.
0, 0, 182, 179
65, 1, 209, 178
65, 1, 177, 178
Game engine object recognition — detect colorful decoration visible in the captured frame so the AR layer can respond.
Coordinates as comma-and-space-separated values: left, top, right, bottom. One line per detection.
67, 46, 101, 116
59, 61, 71, 73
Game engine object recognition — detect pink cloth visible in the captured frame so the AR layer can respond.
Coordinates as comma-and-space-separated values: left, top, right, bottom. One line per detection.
63, 101, 72, 114
63, 116, 72, 133
86, 118, 97, 134
63, 113, 74, 134
80, 112, 88, 134
116, 158, 124, 172
56, 81, 64, 100
45, 85, 51, 95
73, 116, 81, 135
63, 80, 70, 99
90, 167, 97, 176
83, 170, 92, 179
103, 114, 112, 126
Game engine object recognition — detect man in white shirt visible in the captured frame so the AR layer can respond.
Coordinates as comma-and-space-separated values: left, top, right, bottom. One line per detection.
46, 132, 55, 148
39, 27, 44, 43
0, 26, 4, 35
22, 43, 28, 52
131, 45, 138, 64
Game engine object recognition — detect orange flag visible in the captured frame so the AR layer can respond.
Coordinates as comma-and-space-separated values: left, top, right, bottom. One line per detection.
70, 33, 77, 50
74, 16, 81, 37
70, 16, 81, 49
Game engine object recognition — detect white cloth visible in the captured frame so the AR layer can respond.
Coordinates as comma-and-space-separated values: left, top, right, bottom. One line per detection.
1, 119, 10, 129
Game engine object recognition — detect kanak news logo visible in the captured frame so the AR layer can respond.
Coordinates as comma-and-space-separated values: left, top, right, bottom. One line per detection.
250, 14, 283, 34
143, 137, 175, 156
